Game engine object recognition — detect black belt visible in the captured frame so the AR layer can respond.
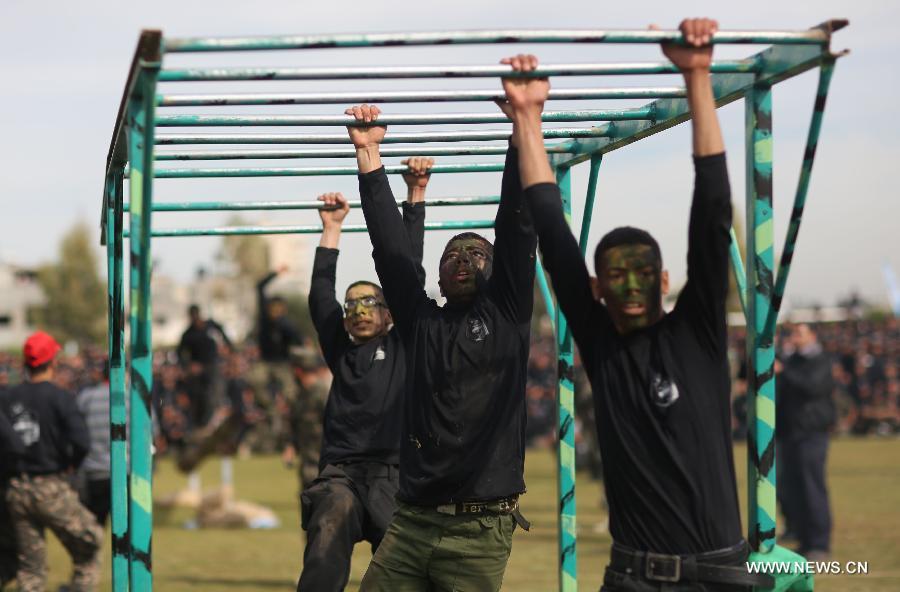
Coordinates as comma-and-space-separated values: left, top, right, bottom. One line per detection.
609, 541, 774, 588
434, 496, 531, 531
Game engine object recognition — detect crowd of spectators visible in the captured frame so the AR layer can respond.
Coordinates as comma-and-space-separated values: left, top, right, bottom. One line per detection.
2, 316, 897, 458
728, 318, 899, 439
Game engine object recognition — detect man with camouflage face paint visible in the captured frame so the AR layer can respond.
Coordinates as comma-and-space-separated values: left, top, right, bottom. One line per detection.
346, 52, 548, 590
525, 18, 772, 591
297, 158, 431, 592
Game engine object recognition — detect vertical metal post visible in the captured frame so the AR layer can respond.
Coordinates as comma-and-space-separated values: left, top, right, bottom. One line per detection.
729, 228, 749, 321
578, 155, 602, 253
536, 256, 557, 333
127, 62, 160, 590
554, 165, 577, 592
762, 59, 836, 337
106, 169, 130, 592
744, 81, 777, 554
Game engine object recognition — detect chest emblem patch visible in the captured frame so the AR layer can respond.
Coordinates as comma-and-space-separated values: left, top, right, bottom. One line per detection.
465, 315, 490, 343
372, 345, 386, 362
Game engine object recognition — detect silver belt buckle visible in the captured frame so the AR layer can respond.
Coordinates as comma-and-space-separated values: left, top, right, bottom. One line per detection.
645, 552, 681, 583
435, 503, 456, 515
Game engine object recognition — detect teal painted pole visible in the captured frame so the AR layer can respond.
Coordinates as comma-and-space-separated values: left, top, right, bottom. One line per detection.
154, 108, 651, 127
105, 170, 129, 592
155, 145, 575, 160
124, 219, 495, 238
155, 127, 610, 145
554, 166, 577, 592
745, 81, 777, 554
157, 86, 687, 107
578, 156, 602, 253
127, 63, 160, 590
158, 60, 755, 82
126, 196, 501, 212
163, 28, 831, 53
729, 227, 749, 321
144, 162, 505, 179
762, 60, 836, 337
535, 256, 556, 334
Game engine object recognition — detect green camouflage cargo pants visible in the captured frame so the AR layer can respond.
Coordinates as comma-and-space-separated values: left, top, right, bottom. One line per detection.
5, 474, 102, 592
359, 502, 515, 591
290, 379, 328, 491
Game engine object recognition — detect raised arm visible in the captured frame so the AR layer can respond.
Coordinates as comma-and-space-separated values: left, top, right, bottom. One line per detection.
401, 157, 433, 287
347, 104, 428, 335
309, 192, 352, 366
498, 55, 598, 347
664, 19, 733, 350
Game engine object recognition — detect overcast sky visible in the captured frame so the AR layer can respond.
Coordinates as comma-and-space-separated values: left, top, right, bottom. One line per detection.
1, 0, 896, 311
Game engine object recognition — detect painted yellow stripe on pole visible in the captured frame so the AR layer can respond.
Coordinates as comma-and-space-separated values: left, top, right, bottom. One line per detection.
757, 393, 775, 426
131, 474, 153, 514
755, 218, 774, 252
755, 136, 773, 164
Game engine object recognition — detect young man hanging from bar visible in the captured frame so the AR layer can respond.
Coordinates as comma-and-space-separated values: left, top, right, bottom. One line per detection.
297, 157, 433, 592
345, 54, 546, 590
524, 18, 773, 591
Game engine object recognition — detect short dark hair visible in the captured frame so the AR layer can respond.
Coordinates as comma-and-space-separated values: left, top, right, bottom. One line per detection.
594, 226, 662, 274
442, 232, 494, 260
345, 280, 384, 301
27, 361, 52, 375
268, 296, 286, 306
188, 304, 201, 316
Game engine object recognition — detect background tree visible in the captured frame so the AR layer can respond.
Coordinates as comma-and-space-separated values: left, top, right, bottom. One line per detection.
34, 222, 106, 344
219, 215, 271, 280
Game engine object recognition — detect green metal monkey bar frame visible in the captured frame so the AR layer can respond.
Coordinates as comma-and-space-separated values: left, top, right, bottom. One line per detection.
100, 22, 847, 591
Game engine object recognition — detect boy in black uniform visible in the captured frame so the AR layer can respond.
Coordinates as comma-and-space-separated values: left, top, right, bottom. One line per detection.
524, 18, 771, 591
347, 53, 546, 590
298, 157, 432, 592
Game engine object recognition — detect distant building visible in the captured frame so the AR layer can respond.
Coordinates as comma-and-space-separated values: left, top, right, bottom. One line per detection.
0, 262, 46, 348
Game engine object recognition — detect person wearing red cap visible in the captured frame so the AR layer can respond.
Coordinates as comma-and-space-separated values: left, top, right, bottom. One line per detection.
0, 331, 102, 592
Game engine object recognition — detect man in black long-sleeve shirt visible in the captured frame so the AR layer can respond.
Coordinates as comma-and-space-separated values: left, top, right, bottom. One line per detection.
1, 331, 102, 591
776, 323, 835, 559
297, 157, 431, 592
348, 54, 544, 591
524, 19, 770, 591
178, 304, 232, 428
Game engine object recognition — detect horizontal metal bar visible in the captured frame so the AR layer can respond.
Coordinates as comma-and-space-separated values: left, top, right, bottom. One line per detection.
155, 144, 573, 161
163, 28, 832, 53
549, 43, 840, 168
124, 219, 496, 237
159, 61, 756, 82
156, 127, 609, 145
155, 108, 651, 127
142, 163, 504, 178
157, 86, 687, 107
125, 196, 501, 212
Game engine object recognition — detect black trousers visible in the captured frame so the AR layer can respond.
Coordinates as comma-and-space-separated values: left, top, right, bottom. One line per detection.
777, 432, 831, 553
83, 478, 111, 528
297, 462, 399, 592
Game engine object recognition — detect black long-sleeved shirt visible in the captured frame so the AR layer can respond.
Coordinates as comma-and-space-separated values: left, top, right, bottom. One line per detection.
257, 273, 303, 362
308, 202, 425, 467
528, 153, 741, 554
0, 402, 26, 477
359, 146, 537, 505
179, 320, 231, 366
0, 381, 90, 474
776, 347, 835, 438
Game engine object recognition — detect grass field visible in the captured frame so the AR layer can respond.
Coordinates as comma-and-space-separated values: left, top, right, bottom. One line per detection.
40, 438, 900, 591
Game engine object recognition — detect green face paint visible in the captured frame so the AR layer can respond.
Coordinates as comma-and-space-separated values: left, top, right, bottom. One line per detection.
438, 238, 493, 305
598, 244, 663, 334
